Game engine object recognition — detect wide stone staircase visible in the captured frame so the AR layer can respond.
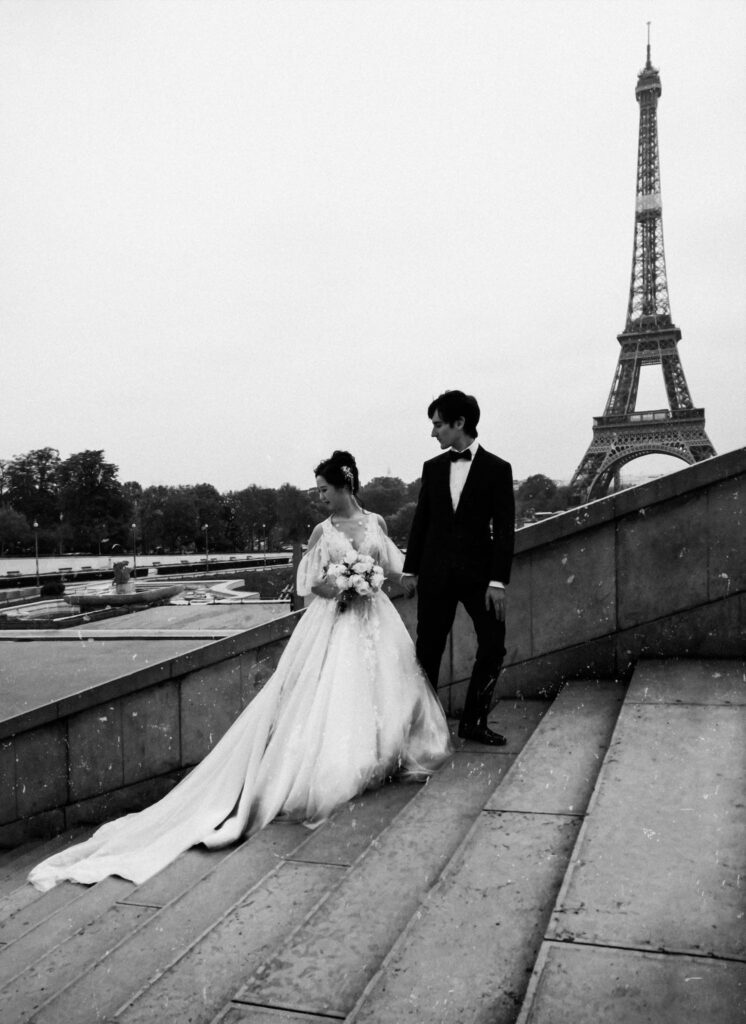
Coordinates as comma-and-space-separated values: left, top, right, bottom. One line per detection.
1, 658, 743, 1024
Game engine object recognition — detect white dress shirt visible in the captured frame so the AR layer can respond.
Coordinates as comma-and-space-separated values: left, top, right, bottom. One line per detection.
449, 439, 480, 510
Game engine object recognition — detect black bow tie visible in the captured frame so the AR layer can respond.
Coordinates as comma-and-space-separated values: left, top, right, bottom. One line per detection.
449, 449, 472, 462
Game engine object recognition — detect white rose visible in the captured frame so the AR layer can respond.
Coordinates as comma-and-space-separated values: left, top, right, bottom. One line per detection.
355, 580, 372, 596
353, 561, 370, 574
335, 576, 352, 590
325, 563, 343, 579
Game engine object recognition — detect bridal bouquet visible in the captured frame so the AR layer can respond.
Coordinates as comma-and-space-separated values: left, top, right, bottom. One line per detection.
324, 551, 385, 612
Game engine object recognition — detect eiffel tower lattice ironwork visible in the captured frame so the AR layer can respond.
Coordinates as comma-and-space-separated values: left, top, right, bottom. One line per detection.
571, 34, 716, 501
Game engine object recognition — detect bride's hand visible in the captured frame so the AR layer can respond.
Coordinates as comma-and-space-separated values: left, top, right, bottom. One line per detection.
312, 580, 339, 599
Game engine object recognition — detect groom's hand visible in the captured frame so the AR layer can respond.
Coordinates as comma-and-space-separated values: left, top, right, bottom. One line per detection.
485, 585, 506, 621
400, 573, 418, 598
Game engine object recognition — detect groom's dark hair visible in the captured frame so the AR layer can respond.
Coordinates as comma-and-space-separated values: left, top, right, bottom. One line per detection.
428, 390, 480, 438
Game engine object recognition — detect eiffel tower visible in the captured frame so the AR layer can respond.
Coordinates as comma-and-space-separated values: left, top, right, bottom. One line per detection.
571, 32, 716, 501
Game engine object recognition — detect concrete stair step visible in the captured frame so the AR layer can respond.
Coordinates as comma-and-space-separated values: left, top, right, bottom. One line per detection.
0, 881, 95, 943
0, 842, 47, 877
344, 679, 625, 1024
14, 756, 448, 1024
516, 944, 746, 1024
0, 829, 94, 899
485, 678, 626, 816
214, 1010, 336, 1024
0, 841, 250, 1020
24, 823, 314, 1024
2, 700, 548, 1023
221, 699, 548, 1021
111, 782, 420, 1024
517, 658, 746, 1024
0, 839, 257, 991
0, 882, 145, 1022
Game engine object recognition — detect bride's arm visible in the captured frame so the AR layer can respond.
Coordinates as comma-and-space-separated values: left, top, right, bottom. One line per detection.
374, 514, 406, 583
296, 525, 333, 598
302, 524, 339, 599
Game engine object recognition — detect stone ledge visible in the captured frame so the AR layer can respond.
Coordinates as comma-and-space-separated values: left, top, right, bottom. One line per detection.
0, 633, 295, 842
0, 609, 305, 741
496, 593, 745, 700
515, 447, 745, 554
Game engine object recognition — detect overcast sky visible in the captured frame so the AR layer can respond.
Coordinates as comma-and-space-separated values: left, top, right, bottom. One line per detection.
2, 0, 744, 492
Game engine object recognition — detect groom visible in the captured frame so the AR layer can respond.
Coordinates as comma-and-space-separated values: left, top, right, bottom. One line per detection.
401, 390, 515, 745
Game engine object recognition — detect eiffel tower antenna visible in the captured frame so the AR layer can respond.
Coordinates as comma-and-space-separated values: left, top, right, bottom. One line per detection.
570, 32, 716, 501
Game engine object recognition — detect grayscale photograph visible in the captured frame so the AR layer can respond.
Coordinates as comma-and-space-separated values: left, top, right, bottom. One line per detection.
0, 1, 744, 1022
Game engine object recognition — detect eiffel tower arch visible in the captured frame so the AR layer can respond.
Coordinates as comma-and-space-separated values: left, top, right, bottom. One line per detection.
571, 32, 715, 502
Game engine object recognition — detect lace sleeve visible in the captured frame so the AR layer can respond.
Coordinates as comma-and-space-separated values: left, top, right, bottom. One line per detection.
296, 534, 327, 597
373, 521, 404, 577
380, 534, 405, 576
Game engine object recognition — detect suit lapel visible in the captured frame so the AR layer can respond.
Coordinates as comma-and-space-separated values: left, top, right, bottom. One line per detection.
432, 454, 455, 521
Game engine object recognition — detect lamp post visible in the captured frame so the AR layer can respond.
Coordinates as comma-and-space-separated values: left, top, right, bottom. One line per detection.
262, 522, 266, 565
202, 523, 209, 573
131, 523, 137, 578
33, 521, 40, 587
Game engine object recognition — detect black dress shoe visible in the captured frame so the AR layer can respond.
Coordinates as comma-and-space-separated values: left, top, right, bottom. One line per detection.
458, 724, 507, 746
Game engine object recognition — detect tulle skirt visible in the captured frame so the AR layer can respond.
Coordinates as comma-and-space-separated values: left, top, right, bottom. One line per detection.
29, 591, 452, 891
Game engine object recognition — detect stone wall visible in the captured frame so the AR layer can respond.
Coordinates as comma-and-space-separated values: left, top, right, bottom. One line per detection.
0, 615, 301, 847
435, 447, 745, 713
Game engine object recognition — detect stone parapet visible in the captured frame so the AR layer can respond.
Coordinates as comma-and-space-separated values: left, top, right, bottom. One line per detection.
437, 447, 745, 712
0, 613, 301, 846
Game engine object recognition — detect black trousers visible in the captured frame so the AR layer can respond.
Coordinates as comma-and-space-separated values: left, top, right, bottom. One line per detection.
415, 569, 506, 728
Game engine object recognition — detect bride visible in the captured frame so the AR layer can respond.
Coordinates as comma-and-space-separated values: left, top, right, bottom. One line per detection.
29, 451, 453, 891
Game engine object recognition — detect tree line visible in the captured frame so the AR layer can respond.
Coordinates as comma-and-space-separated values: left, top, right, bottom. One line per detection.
0, 447, 576, 558
0, 447, 426, 557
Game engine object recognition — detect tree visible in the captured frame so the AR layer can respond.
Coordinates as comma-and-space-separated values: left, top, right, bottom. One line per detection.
359, 476, 408, 518
122, 480, 143, 515
137, 485, 169, 552
386, 501, 417, 545
192, 483, 235, 550
57, 450, 128, 551
517, 474, 557, 506
0, 506, 32, 555
405, 478, 422, 503
516, 474, 558, 520
274, 483, 316, 544
515, 474, 581, 521
230, 485, 278, 550
4, 447, 61, 526
162, 487, 199, 552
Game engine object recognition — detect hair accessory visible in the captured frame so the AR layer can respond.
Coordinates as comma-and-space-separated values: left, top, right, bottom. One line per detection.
341, 465, 354, 487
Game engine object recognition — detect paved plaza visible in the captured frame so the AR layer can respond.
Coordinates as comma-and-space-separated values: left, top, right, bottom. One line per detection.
0, 602, 290, 726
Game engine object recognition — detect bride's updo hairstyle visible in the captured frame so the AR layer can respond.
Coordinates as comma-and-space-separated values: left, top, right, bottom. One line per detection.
314, 450, 360, 495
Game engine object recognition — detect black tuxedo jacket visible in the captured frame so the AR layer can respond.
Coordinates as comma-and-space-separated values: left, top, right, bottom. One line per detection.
403, 446, 515, 590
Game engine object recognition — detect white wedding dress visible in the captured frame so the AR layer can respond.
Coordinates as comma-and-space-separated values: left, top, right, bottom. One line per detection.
29, 515, 452, 891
